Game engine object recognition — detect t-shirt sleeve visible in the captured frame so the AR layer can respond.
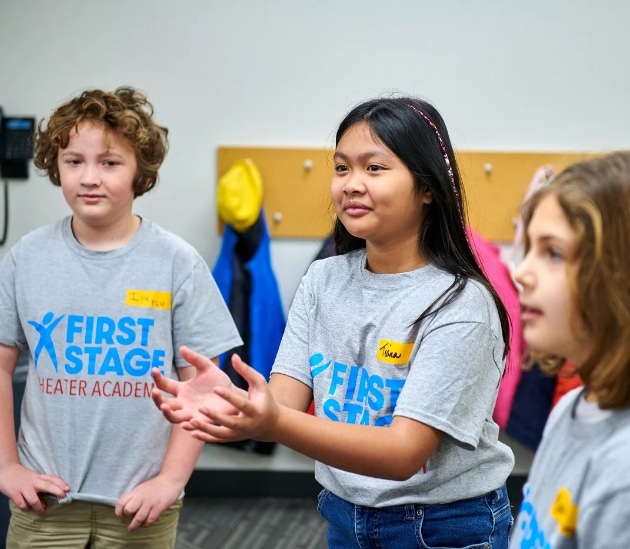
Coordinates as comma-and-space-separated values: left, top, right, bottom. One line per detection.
394, 311, 504, 450
0, 244, 26, 349
171, 256, 242, 366
271, 275, 313, 388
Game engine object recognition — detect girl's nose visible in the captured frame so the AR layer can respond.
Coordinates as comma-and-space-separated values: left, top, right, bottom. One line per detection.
512, 256, 533, 290
343, 174, 365, 194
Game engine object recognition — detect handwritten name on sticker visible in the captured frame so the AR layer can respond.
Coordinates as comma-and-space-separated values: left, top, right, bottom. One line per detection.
550, 486, 578, 536
125, 290, 172, 311
377, 339, 413, 365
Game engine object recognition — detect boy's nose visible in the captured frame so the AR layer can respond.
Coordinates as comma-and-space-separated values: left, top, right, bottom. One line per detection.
80, 165, 101, 186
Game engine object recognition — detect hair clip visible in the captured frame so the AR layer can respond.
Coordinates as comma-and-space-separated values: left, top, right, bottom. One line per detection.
407, 104, 460, 213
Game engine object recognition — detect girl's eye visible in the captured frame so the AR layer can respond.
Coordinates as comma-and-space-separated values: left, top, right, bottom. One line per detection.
103, 161, 118, 167
66, 159, 81, 165
367, 164, 384, 172
547, 247, 564, 261
335, 164, 348, 173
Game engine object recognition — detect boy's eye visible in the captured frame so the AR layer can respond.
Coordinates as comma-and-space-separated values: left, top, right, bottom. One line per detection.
65, 159, 81, 165
103, 161, 118, 167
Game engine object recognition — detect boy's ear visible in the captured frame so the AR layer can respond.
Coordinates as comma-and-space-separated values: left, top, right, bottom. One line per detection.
134, 176, 152, 196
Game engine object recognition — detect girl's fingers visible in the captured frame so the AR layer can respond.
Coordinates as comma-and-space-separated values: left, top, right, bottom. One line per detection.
191, 431, 222, 443
160, 404, 192, 424
160, 407, 180, 423
190, 421, 242, 441
191, 409, 260, 443
151, 387, 166, 409
212, 386, 251, 412
150, 369, 178, 395
230, 354, 266, 386
162, 399, 183, 412
179, 346, 213, 374
197, 407, 240, 429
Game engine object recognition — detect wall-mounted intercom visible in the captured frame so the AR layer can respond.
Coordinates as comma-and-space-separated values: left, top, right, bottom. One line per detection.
0, 106, 36, 180
0, 106, 36, 246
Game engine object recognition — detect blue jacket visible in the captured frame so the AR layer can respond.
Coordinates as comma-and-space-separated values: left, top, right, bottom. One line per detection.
212, 213, 285, 381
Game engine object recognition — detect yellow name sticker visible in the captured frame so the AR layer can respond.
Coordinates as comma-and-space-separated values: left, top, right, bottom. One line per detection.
376, 339, 413, 365
550, 486, 578, 536
125, 290, 172, 311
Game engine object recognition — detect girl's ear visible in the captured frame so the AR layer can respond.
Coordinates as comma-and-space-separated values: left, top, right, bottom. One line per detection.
421, 187, 433, 205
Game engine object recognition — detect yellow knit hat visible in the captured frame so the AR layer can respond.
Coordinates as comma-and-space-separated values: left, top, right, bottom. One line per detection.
217, 158, 263, 232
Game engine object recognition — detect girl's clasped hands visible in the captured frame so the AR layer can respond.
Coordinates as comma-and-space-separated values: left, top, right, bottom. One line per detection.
151, 346, 278, 444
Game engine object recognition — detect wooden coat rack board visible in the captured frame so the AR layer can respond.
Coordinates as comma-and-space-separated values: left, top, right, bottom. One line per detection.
217, 147, 597, 242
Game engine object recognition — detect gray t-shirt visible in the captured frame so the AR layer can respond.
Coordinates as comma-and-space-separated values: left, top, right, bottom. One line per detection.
273, 249, 514, 507
0, 217, 242, 506
510, 388, 630, 548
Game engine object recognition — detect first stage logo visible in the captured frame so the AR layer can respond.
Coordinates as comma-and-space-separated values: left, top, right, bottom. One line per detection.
27, 312, 166, 377
28, 312, 65, 372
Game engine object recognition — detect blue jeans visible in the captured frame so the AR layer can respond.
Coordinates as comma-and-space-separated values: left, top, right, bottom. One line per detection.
317, 484, 513, 549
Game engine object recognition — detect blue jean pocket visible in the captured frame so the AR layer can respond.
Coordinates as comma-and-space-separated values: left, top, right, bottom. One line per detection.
316, 488, 330, 513
417, 485, 511, 549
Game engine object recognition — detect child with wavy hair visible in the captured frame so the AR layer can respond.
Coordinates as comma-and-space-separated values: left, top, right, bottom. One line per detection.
0, 87, 241, 548
509, 152, 630, 547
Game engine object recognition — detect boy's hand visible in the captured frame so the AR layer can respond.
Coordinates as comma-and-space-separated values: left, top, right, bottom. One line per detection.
115, 474, 180, 531
0, 462, 70, 516
184, 354, 280, 444
151, 346, 240, 425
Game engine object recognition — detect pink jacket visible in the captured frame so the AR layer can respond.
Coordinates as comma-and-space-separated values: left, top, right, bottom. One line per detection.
467, 228, 524, 429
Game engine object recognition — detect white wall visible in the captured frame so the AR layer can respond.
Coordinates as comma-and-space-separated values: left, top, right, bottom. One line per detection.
1, 0, 629, 311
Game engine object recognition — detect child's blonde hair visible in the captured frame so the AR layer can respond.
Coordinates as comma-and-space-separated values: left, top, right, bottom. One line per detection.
34, 86, 168, 197
523, 151, 630, 409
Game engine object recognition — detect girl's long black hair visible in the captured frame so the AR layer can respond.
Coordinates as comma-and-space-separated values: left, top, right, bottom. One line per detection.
333, 96, 510, 357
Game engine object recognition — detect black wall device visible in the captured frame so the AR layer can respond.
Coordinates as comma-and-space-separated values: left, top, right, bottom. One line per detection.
0, 107, 36, 180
